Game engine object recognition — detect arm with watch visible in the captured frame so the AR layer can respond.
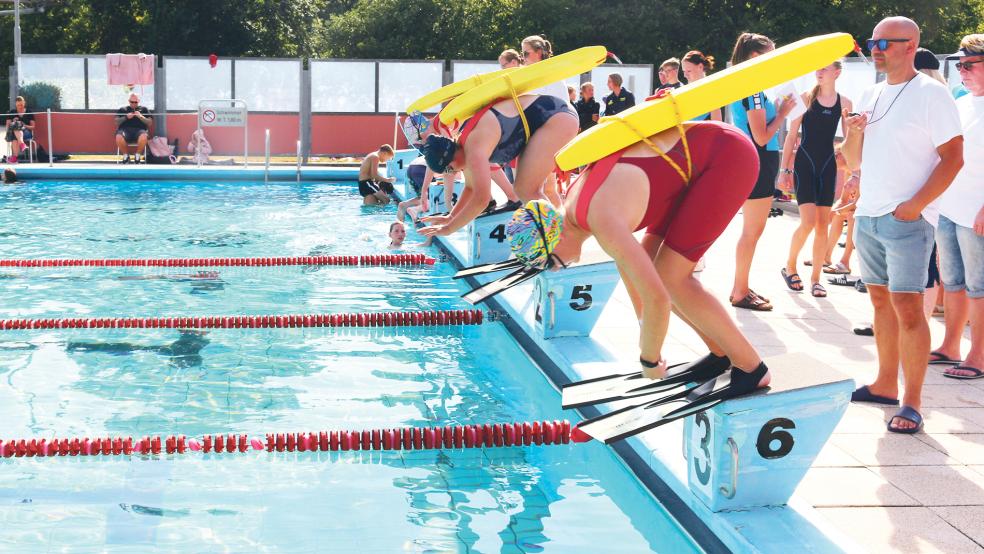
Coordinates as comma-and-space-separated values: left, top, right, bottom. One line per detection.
778, 104, 807, 192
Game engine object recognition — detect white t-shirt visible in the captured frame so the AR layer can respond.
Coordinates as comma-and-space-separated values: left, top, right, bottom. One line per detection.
856, 73, 963, 225
526, 80, 574, 107
937, 94, 984, 228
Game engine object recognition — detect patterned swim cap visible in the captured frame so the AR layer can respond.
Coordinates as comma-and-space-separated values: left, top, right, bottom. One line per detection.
507, 200, 563, 266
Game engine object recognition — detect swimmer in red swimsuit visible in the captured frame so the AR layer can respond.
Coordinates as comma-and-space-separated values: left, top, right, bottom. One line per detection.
417, 94, 578, 238
548, 120, 769, 386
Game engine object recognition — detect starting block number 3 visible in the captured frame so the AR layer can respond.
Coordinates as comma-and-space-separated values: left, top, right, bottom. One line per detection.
689, 414, 797, 499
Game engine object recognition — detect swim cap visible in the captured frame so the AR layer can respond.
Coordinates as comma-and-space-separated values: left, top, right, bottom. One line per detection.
421, 135, 456, 173
507, 200, 563, 267
401, 111, 430, 147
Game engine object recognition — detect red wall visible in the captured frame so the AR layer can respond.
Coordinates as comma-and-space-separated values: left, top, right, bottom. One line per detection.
34, 112, 410, 157
311, 114, 410, 156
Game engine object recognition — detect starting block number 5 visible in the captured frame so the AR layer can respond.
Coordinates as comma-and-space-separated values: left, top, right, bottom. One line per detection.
534, 283, 595, 327
689, 414, 797, 499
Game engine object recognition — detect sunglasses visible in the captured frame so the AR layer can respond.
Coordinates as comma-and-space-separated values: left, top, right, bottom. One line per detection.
957, 59, 984, 71
129, 101, 139, 104
866, 38, 909, 52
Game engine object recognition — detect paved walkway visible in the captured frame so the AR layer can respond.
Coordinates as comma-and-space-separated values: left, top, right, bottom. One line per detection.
583, 204, 980, 553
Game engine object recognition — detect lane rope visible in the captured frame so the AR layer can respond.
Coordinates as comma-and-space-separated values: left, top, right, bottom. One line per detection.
0, 309, 484, 330
0, 254, 436, 268
0, 420, 571, 458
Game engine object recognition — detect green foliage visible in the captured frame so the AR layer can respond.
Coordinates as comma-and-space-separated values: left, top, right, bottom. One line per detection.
0, 0, 980, 76
18, 81, 61, 110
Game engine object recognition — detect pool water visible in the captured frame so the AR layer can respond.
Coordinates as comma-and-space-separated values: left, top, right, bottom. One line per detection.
0, 181, 700, 553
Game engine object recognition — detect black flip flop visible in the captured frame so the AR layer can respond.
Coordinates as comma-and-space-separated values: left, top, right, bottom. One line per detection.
943, 365, 984, 379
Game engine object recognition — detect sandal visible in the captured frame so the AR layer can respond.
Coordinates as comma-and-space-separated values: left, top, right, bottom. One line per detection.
749, 289, 770, 303
828, 274, 857, 286
928, 351, 962, 365
944, 365, 984, 380
888, 405, 923, 434
731, 291, 773, 311
781, 268, 804, 291
823, 262, 851, 275
811, 282, 827, 297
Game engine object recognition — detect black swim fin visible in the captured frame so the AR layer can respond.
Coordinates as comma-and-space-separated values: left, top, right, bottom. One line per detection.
561, 353, 731, 409
573, 362, 770, 444
454, 258, 525, 279
461, 265, 543, 304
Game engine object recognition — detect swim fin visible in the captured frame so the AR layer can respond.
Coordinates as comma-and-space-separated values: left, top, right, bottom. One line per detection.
573, 362, 770, 444
561, 353, 731, 409
461, 265, 543, 304
454, 258, 525, 279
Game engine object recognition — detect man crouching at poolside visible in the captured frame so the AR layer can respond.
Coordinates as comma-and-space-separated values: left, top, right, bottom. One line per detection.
358, 144, 397, 205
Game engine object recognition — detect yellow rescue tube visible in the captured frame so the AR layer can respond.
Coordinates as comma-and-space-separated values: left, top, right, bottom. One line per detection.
438, 46, 609, 127
555, 33, 855, 170
406, 67, 519, 114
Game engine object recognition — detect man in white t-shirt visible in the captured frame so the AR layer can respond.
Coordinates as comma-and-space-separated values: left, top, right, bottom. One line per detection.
931, 35, 984, 380
842, 17, 965, 433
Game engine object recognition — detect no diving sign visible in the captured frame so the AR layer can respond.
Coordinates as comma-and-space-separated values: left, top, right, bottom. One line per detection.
199, 106, 246, 127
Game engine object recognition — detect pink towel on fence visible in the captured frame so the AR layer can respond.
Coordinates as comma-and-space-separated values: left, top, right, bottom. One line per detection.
106, 53, 155, 85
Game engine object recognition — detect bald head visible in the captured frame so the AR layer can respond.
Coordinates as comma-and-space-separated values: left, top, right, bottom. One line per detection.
874, 16, 920, 46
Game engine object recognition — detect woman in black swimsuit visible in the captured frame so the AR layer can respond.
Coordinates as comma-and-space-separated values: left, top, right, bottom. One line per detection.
417, 94, 577, 237
779, 61, 854, 297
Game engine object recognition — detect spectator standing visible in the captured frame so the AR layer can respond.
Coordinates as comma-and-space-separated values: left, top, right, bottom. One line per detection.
498, 49, 521, 69
656, 58, 683, 91
574, 82, 600, 132
779, 60, 854, 298
603, 73, 635, 116
931, 34, 984, 380
727, 33, 796, 311
842, 17, 964, 433
681, 50, 721, 121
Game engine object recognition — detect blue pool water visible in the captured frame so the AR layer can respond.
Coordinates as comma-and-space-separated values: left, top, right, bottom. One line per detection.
0, 181, 699, 552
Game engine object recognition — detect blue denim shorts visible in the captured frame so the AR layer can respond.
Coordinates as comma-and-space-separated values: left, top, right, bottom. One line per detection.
854, 214, 934, 293
936, 214, 984, 299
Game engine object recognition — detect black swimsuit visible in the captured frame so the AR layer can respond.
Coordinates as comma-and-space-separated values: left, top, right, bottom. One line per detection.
462, 96, 575, 164
794, 95, 841, 207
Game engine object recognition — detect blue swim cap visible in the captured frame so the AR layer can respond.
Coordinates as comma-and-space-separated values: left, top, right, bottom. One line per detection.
507, 200, 563, 267
421, 135, 456, 173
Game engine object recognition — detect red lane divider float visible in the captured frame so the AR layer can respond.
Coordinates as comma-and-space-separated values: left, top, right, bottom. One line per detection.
0, 309, 484, 331
0, 254, 436, 268
0, 420, 571, 458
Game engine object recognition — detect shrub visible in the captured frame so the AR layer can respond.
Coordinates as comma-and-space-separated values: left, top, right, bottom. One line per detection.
18, 82, 62, 111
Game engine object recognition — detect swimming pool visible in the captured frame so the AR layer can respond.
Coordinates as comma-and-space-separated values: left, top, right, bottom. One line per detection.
0, 180, 700, 552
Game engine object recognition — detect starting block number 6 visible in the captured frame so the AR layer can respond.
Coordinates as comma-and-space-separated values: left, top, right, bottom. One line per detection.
689, 415, 797, 499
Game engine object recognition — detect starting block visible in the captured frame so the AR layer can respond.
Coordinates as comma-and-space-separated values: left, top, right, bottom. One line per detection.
533, 259, 620, 339
385, 148, 420, 185
682, 352, 853, 511
465, 210, 513, 265
426, 180, 465, 216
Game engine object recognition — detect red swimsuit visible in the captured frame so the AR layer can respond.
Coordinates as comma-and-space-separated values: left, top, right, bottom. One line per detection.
571, 121, 759, 261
